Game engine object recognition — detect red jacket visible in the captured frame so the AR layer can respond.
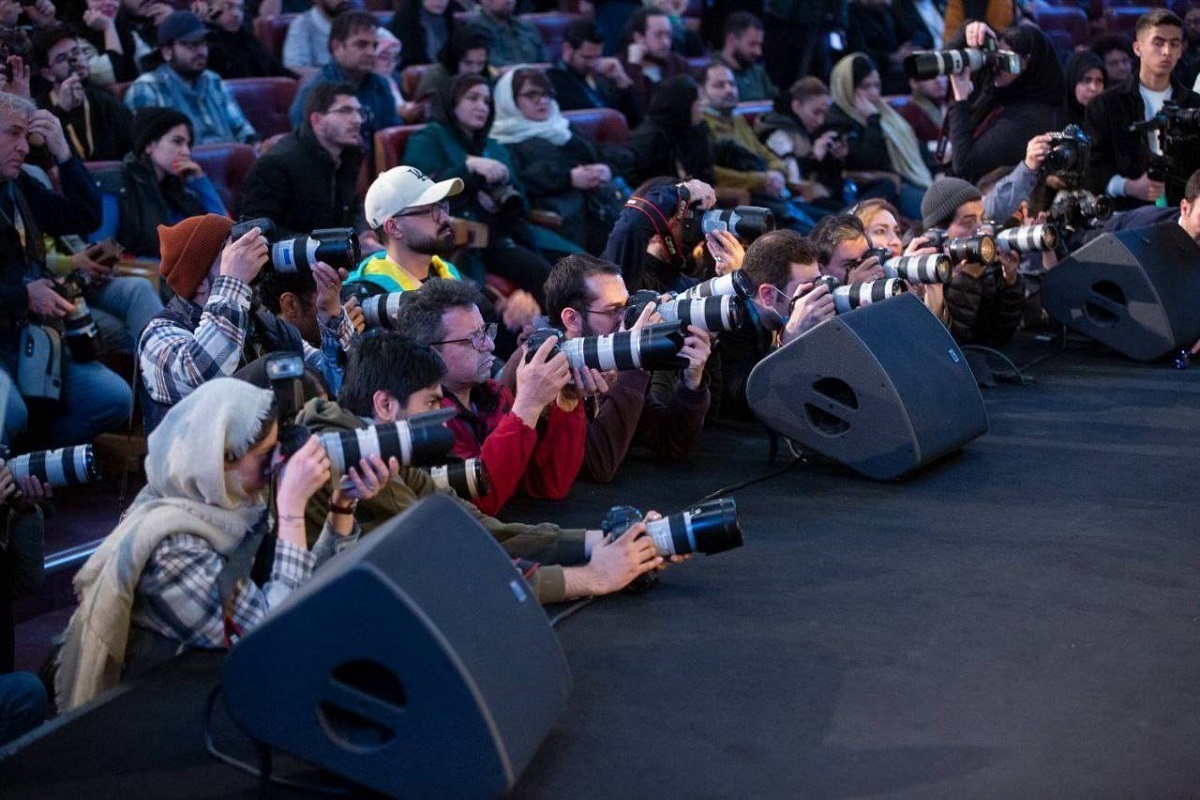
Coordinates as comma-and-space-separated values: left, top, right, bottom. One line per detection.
443, 379, 585, 516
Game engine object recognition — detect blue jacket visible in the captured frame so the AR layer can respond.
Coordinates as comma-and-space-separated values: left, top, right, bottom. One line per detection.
289, 63, 401, 144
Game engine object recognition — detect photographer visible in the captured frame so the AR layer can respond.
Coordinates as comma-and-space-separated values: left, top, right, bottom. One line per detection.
1085, 9, 1200, 211
809, 213, 887, 285
137, 214, 355, 433
544, 253, 711, 483
299, 330, 666, 603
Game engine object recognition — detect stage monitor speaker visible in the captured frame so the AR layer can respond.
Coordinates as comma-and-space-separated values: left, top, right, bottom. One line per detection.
220, 494, 571, 798
1041, 223, 1200, 361
746, 294, 988, 481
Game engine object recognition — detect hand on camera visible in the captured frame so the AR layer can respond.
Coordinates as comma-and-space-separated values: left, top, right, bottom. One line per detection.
680, 179, 716, 210
71, 248, 115, 283
343, 296, 365, 333
26, 278, 74, 317
310, 261, 346, 323
1125, 172, 1165, 202
623, 300, 660, 332
782, 282, 835, 343
847, 253, 886, 283
903, 235, 938, 258
680, 325, 711, 391
562, 366, 612, 403
514, 336, 571, 425
964, 21, 997, 49
275, 435, 331, 522
334, 453, 398, 504
1023, 133, 1053, 172
219, 226, 269, 284
706, 229, 744, 275
583, 520, 663, 595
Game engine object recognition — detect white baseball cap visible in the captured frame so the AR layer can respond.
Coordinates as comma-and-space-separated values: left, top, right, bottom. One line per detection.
364, 166, 464, 229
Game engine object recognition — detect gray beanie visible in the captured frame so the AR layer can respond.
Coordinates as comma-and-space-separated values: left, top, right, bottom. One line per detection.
920, 177, 982, 230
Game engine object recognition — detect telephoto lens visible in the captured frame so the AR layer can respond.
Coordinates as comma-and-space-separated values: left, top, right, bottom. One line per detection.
926, 230, 996, 264
883, 254, 952, 284
657, 295, 745, 332
995, 224, 1060, 254
527, 322, 690, 372
678, 270, 755, 300
360, 292, 405, 330
427, 458, 490, 500
643, 498, 744, 557
7, 445, 101, 488
903, 47, 987, 79
318, 408, 456, 475
55, 272, 101, 362
698, 206, 775, 241
230, 218, 361, 273
832, 278, 909, 314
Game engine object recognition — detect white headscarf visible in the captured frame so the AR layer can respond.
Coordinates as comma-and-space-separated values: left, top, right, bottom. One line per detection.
490, 67, 573, 147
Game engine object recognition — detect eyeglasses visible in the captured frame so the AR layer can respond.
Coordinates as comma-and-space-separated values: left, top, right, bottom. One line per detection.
517, 89, 556, 102
429, 322, 497, 350
581, 304, 623, 319
327, 105, 366, 119
50, 47, 84, 67
394, 200, 450, 220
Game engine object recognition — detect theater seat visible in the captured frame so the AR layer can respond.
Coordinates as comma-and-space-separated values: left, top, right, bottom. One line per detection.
733, 99, 772, 125
226, 77, 298, 139
1105, 5, 1153, 35
106, 81, 132, 101
192, 143, 257, 218
686, 55, 711, 73
1035, 5, 1090, 50
518, 12, 582, 60
401, 63, 435, 100
253, 14, 296, 62
562, 108, 629, 147
373, 124, 427, 173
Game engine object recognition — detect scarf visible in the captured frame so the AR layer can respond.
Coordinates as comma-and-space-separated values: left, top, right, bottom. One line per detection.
490, 68, 573, 147
830, 54, 934, 189
55, 379, 275, 712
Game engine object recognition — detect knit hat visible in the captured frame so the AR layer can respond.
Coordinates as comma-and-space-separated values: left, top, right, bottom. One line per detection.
133, 106, 193, 157
920, 177, 982, 230
158, 213, 234, 298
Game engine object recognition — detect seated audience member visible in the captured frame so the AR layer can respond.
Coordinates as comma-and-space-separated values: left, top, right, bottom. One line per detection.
55, 377, 391, 712
718, 230, 833, 417
301, 330, 669, 602
548, 19, 640, 126
618, 8, 690, 112
391, 279, 585, 515
116, 0, 173, 57
92, 107, 227, 259
760, 0, 845, 94
716, 11, 775, 103
374, 27, 422, 123
945, 22, 1064, 185
1063, 51, 1105, 128
828, 52, 933, 220
282, 0, 349, 80
0, 93, 130, 449
847, 0, 914, 96
288, 12, 402, 157
1179, 169, 1200, 247
137, 214, 354, 432
628, 75, 713, 188
32, 25, 134, 162
124, 12, 259, 146
1086, 10, 1200, 211
414, 27, 491, 108
809, 212, 887, 286
71, 0, 147, 85
201, 0, 293, 80
644, 0, 705, 58
467, 0, 545, 67
1090, 33, 1135, 87
491, 66, 630, 255
920, 177, 1022, 346
1179, 2, 1200, 90
897, 73, 947, 153
390, 0, 461, 69
755, 77, 854, 211
543, 253, 712, 482
406, 74, 579, 303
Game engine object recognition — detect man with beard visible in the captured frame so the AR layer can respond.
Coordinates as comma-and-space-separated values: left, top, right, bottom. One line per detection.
716, 12, 776, 104
282, 0, 349, 80
548, 19, 640, 126
124, 11, 258, 146
618, 8, 690, 112
467, 0, 546, 67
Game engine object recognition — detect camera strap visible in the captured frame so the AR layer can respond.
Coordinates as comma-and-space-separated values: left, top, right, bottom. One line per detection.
624, 195, 684, 267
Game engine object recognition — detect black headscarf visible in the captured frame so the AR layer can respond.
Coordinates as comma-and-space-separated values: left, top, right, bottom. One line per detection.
1063, 50, 1105, 126
971, 22, 1065, 129
430, 73, 495, 156
438, 26, 491, 75
644, 75, 713, 181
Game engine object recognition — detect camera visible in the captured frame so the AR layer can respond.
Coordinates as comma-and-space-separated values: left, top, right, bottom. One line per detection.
1046, 189, 1112, 234
923, 229, 996, 264
903, 35, 1022, 80
524, 321, 689, 372
882, 254, 952, 284
54, 271, 101, 362
487, 182, 524, 214
360, 291, 405, 330
1042, 124, 1091, 176
678, 270, 755, 301
1129, 101, 1200, 147
229, 218, 360, 274
993, 223, 1060, 255
621, 289, 745, 333
696, 206, 776, 242
832, 278, 909, 314
3, 444, 100, 489
426, 458, 489, 500
602, 498, 743, 558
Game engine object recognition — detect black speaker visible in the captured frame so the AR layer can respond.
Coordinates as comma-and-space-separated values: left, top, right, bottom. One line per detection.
746, 294, 988, 480
220, 494, 571, 797
1041, 222, 1200, 361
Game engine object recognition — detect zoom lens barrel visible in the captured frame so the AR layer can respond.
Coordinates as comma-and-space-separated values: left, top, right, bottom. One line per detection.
559, 321, 688, 372
678, 270, 755, 300
428, 458, 489, 499
360, 292, 405, 329
318, 409, 455, 474
883, 254, 952, 284
832, 278, 909, 314
642, 498, 743, 556
656, 295, 744, 332
995, 224, 1059, 254
7, 445, 100, 487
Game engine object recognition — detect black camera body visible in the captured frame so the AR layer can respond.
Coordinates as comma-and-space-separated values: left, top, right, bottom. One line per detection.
603, 498, 743, 558
1047, 189, 1113, 235
1042, 124, 1091, 177
230, 218, 360, 274
54, 271, 101, 362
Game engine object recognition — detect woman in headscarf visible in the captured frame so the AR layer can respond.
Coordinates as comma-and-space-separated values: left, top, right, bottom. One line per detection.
390, 0, 462, 70
1063, 50, 1106, 128
827, 52, 934, 221
55, 377, 396, 712
946, 21, 1065, 184
628, 74, 714, 187
491, 66, 631, 255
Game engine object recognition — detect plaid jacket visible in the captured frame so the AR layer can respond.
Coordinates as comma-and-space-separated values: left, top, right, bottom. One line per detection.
125, 64, 257, 145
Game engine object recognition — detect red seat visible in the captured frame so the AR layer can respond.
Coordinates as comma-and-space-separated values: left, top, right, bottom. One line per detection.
733, 99, 772, 125
562, 107, 629, 147
226, 77, 298, 139
252, 14, 296, 62
1035, 5, 1090, 49
517, 12, 583, 60
373, 124, 427, 173
106, 81, 132, 101
1106, 6, 1154, 35
191, 143, 257, 218
886, 95, 910, 112
401, 63, 435, 100
685, 55, 711, 73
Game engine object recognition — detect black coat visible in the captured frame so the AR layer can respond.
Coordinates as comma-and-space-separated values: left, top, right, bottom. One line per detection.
206, 25, 294, 80
38, 85, 134, 163
826, 105, 891, 173
547, 61, 642, 128
949, 99, 1062, 184
95, 156, 208, 258
1084, 76, 1200, 211
944, 267, 1023, 347
846, 3, 909, 96
238, 127, 365, 237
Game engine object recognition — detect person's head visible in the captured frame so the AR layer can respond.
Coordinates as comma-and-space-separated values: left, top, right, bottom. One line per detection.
440, 28, 490, 75
158, 12, 210, 79
545, 254, 627, 338
920, 177, 983, 240
908, 74, 946, 103
837, 52, 881, 110
627, 8, 672, 62
338, 331, 448, 423
205, 0, 245, 34
390, 279, 495, 393
479, 0, 515, 20
33, 25, 90, 87
788, 77, 831, 132
0, 92, 35, 181
449, 73, 493, 134
365, 165, 462, 257
742, 230, 820, 329
511, 67, 556, 123
722, 12, 764, 68
157, 213, 235, 304
133, 106, 194, 182
305, 83, 364, 154
644, 0, 687, 16
1186, 3, 1200, 45
258, 271, 320, 344
1134, 9, 1185, 82
1090, 33, 1135, 84
647, 74, 703, 128
562, 19, 603, 75
1065, 51, 1105, 111
853, 198, 903, 257
810, 214, 868, 283
701, 62, 738, 112
1179, 168, 1200, 244
375, 26, 401, 77
329, 11, 379, 77
0, 0, 22, 26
